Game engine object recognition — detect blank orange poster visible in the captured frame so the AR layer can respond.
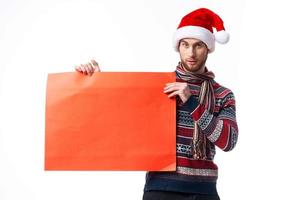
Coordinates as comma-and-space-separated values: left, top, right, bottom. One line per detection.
45, 72, 176, 171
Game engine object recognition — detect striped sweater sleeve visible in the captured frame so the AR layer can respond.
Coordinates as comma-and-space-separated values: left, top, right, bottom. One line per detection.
184, 90, 239, 152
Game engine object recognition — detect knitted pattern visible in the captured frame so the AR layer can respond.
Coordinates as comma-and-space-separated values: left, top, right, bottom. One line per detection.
143, 67, 239, 195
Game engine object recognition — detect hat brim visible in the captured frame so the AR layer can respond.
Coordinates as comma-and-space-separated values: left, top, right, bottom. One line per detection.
173, 26, 215, 53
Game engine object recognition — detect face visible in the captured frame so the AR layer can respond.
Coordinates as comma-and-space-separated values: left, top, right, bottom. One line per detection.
178, 38, 208, 73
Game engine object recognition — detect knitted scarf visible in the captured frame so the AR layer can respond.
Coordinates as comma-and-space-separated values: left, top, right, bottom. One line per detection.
175, 61, 216, 160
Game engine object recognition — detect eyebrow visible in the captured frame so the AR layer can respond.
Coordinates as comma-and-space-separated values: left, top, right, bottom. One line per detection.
181, 40, 204, 46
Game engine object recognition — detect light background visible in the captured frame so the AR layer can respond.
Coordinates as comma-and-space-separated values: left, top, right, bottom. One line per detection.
0, 0, 299, 199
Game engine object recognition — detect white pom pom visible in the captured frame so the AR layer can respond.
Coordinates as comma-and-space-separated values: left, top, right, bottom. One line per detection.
214, 30, 230, 44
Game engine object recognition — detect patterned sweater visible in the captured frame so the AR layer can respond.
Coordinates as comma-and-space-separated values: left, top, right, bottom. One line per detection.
143, 70, 239, 195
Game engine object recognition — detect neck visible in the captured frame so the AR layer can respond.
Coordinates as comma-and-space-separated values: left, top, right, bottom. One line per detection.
195, 65, 206, 74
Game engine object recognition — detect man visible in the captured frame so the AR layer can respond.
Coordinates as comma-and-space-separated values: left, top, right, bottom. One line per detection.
75, 7, 238, 200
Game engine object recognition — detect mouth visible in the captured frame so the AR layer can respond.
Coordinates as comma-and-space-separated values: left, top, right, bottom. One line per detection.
186, 60, 196, 65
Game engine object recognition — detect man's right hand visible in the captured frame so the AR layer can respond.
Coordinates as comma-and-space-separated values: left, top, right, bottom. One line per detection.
74, 59, 101, 76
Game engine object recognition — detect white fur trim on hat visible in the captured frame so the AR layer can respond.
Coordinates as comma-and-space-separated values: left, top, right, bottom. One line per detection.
173, 26, 215, 53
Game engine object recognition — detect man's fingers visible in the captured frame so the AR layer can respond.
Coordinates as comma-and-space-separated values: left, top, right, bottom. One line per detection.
164, 87, 175, 93
83, 63, 93, 75
164, 85, 180, 93
87, 63, 93, 70
86, 63, 94, 76
74, 60, 101, 75
165, 83, 184, 90
75, 65, 82, 72
166, 82, 187, 87
90, 59, 98, 66
80, 64, 88, 75
164, 84, 179, 95
167, 91, 179, 98
90, 59, 101, 72
166, 83, 175, 87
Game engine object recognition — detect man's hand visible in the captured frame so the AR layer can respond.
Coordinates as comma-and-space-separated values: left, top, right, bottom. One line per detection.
74, 59, 101, 76
164, 82, 192, 104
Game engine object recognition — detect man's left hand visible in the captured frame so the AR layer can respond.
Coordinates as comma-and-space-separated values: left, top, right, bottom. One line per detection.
164, 82, 192, 104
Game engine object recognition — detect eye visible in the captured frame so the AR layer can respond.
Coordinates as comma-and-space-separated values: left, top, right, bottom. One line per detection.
196, 43, 205, 48
181, 42, 188, 47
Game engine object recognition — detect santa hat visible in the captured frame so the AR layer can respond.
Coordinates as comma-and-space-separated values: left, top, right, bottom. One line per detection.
173, 8, 229, 53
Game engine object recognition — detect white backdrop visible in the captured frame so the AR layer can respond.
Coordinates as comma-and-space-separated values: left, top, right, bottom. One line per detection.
1, 0, 299, 199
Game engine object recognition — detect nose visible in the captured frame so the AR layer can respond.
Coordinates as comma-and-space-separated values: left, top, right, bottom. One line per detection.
187, 46, 195, 57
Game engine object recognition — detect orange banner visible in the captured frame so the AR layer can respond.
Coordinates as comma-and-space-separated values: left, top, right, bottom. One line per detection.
45, 72, 176, 171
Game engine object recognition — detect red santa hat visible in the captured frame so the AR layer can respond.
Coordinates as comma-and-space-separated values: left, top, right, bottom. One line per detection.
173, 8, 229, 53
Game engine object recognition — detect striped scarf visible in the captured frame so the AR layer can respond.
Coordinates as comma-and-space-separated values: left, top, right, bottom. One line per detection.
175, 62, 216, 160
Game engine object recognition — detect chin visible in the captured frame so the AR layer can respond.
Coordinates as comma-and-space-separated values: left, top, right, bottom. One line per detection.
184, 63, 201, 72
